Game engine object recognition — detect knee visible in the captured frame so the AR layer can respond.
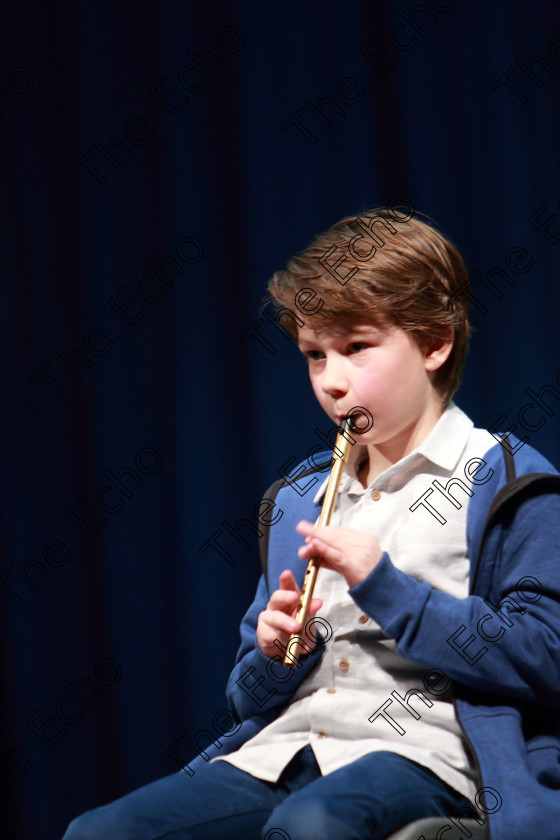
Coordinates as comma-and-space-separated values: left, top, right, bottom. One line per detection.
262, 799, 351, 840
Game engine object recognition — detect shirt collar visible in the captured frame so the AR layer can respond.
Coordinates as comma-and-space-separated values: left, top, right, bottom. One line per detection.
415, 402, 474, 471
313, 402, 474, 503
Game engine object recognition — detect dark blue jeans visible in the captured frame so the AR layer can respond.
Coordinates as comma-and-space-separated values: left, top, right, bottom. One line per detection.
62, 746, 476, 840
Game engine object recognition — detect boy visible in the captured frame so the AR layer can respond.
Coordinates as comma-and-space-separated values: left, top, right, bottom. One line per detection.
64, 208, 560, 840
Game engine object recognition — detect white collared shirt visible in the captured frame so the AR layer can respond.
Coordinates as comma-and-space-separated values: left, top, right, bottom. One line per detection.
215, 404, 497, 802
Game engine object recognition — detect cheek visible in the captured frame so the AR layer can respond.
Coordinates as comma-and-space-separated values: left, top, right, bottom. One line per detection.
309, 373, 326, 404
355, 355, 423, 403
388, 345, 425, 381
356, 364, 404, 395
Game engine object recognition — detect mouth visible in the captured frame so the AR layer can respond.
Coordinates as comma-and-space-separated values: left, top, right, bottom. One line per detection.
335, 412, 358, 431
336, 408, 374, 433
336, 409, 361, 422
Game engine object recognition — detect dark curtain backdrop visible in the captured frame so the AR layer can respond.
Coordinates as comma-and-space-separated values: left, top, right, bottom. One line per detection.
2, 1, 560, 837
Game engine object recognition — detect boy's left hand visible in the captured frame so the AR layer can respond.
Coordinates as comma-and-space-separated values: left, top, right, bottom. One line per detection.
296, 520, 383, 588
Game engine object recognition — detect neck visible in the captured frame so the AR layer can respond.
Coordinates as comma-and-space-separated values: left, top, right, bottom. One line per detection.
356, 400, 447, 487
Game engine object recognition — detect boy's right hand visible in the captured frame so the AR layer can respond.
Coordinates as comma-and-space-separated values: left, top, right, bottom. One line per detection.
256, 569, 323, 660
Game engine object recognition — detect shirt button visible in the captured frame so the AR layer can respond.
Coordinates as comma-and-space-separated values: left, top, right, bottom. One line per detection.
371, 489, 381, 501
327, 688, 337, 694
317, 732, 326, 739
358, 614, 369, 624
339, 659, 350, 671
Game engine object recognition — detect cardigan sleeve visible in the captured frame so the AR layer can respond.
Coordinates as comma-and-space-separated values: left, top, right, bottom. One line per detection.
225, 573, 326, 721
349, 489, 560, 705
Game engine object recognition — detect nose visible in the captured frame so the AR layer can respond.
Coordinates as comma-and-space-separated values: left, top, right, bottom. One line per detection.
320, 353, 348, 396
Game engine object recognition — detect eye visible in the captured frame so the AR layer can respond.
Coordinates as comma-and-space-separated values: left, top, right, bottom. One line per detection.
304, 349, 325, 362
348, 341, 369, 354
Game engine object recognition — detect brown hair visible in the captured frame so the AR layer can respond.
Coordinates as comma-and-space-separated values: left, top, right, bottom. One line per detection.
266, 205, 472, 407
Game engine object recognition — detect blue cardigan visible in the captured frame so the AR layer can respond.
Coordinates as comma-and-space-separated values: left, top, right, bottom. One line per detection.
191, 438, 560, 840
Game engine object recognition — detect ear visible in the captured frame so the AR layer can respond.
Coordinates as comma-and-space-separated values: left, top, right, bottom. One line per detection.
422, 327, 454, 372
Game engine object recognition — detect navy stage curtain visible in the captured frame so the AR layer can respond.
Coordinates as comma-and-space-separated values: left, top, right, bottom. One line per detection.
1, 1, 559, 837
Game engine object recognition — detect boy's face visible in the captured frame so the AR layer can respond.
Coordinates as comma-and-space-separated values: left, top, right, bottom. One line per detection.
297, 320, 452, 455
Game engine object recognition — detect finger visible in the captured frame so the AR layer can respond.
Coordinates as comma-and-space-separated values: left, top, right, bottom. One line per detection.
297, 521, 345, 553
298, 535, 341, 559
300, 522, 349, 547
278, 569, 301, 594
300, 536, 346, 568
309, 597, 323, 616
298, 539, 323, 558
263, 609, 301, 637
296, 520, 316, 537
268, 588, 300, 612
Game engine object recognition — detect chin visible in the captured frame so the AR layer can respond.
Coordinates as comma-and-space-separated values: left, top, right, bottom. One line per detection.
351, 428, 378, 444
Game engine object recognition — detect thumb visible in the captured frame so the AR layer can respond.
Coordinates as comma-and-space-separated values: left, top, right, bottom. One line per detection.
279, 569, 301, 595
309, 597, 323, 616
